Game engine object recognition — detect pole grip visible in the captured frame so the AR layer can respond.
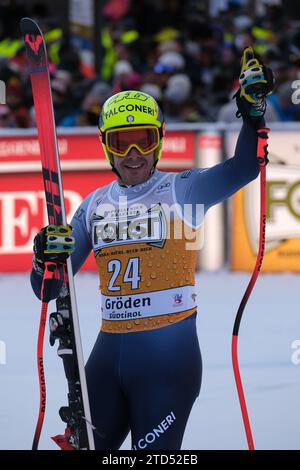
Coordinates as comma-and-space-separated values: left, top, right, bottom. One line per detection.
257, 127, 270, 167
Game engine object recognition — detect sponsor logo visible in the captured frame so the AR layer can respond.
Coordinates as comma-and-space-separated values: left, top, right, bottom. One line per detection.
109, 311, 142, 319
245, 164, 300, 252
132, 411, 176, 450
0, 138, 68, 158
92, 203, 167, 252
0, 189, 81, 255
108, 91, 152, 105
173, 293, 183, 306
105, 104, 155, 120
127, 115, 134, 123
39, 356, 46, 412
24, 33, 43, 55
181, 169, 192, 179
155, 181, 171, 194
131, 173, 160, 193
24, 33, 44, 64
105, 295, 151, 320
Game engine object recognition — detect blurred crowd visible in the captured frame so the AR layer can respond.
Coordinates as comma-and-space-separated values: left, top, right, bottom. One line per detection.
1, 0, 300, 129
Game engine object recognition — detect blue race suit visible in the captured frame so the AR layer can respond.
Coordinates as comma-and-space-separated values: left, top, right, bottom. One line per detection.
31, 121, 260, 449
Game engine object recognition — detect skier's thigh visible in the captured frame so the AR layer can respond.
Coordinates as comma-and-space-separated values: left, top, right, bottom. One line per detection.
85, 334, 130, 450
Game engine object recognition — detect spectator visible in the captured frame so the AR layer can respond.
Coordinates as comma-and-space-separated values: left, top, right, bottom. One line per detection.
0, 104, 16, 128
1, 0, 300, 125
267, 80, 300, 121
217, 80, 280, 122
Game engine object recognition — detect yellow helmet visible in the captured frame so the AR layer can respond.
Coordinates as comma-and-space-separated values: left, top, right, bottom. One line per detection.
99, 90, 165, 165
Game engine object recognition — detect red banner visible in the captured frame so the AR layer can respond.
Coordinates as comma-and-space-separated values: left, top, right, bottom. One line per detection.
0, 130, 195, 163
0, 171, 115, 272
0, 129, 194, 272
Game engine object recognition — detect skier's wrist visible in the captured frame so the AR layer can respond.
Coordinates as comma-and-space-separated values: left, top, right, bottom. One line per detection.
239, 103, 266, 128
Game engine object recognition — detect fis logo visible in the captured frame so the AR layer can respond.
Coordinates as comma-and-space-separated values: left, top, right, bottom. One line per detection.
92, 204, 167, 252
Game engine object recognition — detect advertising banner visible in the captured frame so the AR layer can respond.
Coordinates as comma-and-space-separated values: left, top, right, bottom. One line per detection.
196, 132, 224, 271
228, 130, 300, 272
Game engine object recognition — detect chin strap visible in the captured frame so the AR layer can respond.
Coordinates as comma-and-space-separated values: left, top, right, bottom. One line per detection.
110, 164, 123, 181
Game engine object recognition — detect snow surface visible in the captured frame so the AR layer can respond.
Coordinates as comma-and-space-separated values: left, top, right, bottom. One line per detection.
0, 270, 299, 450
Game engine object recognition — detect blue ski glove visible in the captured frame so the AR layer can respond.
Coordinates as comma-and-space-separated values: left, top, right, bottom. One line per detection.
33, 224, 75, 275
234, 46, 275, 126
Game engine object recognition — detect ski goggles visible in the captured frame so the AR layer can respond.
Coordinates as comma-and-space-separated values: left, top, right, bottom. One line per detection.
105, 126, 160, 157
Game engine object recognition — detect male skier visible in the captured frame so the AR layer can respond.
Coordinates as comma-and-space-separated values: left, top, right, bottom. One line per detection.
31, 48, 274, 450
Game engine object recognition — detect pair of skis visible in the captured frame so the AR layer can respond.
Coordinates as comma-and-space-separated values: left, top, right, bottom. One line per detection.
20, 18, 95, 450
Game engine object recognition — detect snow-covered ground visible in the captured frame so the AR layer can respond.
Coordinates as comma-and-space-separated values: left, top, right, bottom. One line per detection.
0, 270, 299, 450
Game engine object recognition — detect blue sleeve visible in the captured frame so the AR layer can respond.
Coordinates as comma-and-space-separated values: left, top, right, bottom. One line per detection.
175, 120, 261, 223
70, 193, 94, 274
30, 192, 94, 300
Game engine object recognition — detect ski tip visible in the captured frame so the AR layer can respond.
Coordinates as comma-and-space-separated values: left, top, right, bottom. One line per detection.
20, 17, 41, 36
20, 17, 46, 68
